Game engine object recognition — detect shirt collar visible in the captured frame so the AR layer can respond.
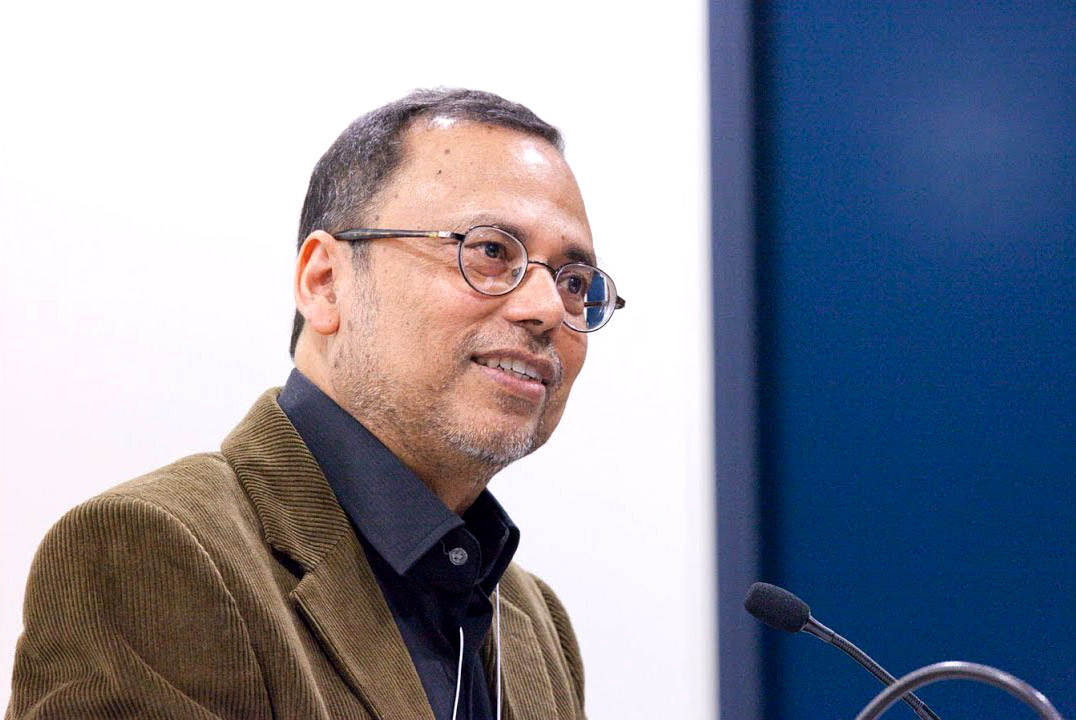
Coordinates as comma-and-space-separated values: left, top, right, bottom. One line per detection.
277, 368, 518, 580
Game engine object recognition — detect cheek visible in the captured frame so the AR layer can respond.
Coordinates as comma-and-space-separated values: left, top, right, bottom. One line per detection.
538, 336, 586, 438
557, 333, 588, 392
371, 265, 467, 340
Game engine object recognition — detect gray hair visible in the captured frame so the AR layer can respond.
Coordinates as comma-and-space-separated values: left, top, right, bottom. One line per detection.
289, 88, 564, 356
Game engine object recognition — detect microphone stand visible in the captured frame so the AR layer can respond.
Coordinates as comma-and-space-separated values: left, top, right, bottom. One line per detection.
855, 661, 1065, 720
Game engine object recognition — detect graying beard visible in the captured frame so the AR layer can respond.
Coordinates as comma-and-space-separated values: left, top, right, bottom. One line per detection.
335, 343, 541, 471
332, 280, 548, 472
440, 421, 538, 467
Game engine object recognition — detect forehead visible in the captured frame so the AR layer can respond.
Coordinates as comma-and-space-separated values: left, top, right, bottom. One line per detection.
380, 120, 594, 260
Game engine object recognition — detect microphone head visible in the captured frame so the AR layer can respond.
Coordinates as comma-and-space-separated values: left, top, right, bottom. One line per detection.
744, 582, 811, 633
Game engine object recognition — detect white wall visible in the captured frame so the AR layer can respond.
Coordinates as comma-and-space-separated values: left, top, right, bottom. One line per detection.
0, 2, 713, 717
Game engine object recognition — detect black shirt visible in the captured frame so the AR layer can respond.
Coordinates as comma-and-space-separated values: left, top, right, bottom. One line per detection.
278, 369, 519, 720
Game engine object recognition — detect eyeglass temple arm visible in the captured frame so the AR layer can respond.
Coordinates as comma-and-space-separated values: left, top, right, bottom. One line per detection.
582, 297, 625, 309
333, 229, 459, 241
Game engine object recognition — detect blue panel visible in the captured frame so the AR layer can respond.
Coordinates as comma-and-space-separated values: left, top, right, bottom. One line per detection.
755, 2, 1075, 717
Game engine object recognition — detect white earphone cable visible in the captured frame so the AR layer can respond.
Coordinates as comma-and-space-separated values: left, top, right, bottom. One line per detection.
450, 583, 503, 720
495, 583, 502, 720
450, 626, 464, 720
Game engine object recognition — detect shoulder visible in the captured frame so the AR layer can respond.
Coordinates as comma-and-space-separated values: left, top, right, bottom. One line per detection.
22, 450, 270, 659
29, 450, 266, 605
11, 455, 274, 718
105, 451, 243, 512
91, 451, 260, 545
32, 451, 255, 582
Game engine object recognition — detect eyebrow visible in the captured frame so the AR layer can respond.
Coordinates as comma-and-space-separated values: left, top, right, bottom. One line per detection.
456, 214, 598, 267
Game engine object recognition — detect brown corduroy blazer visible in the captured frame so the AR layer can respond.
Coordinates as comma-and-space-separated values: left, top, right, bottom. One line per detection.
7, 390, 586, 720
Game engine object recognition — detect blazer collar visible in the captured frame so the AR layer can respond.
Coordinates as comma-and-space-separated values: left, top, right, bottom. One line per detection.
221, 389, 433, 720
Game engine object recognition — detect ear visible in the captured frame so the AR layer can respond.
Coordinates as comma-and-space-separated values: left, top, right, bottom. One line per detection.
294, 230, 340, 337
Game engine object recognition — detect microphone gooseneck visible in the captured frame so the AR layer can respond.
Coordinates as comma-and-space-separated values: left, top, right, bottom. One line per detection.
854, 661, 1064, 720
744, 582, 941, 720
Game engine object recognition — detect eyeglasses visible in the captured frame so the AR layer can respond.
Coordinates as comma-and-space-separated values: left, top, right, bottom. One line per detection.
332, 225, 625, 332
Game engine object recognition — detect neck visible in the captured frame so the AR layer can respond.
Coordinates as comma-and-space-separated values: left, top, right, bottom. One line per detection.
358, 419, 503, 514
409, 453, 500, 515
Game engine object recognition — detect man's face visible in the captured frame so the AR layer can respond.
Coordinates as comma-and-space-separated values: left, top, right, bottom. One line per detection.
327, 120, 592, 471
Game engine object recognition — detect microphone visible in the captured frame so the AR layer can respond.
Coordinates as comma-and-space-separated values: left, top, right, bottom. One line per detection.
744, 582, 941, 720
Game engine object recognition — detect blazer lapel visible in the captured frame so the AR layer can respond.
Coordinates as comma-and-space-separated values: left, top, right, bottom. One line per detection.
222, 389, 433, 720
483, 596, 558, 720
291, 530, 434, 720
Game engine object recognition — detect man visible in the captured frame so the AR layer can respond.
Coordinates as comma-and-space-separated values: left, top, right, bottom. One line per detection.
6, 88, 624, 720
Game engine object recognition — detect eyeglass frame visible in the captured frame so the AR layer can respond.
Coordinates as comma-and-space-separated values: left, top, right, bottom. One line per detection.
331, 225, 626, 332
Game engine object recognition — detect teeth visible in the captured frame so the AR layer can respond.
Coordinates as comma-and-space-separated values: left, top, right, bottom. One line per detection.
476, 356, 542, 382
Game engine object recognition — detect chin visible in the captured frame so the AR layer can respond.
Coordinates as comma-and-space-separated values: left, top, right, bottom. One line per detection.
444, 418, 544, 467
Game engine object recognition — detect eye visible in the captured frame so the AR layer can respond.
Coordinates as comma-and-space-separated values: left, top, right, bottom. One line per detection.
459, 227, 524, 284
557, 267, 592, 299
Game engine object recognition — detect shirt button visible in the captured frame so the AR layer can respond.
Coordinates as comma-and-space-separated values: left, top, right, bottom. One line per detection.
448, 547, 469, 566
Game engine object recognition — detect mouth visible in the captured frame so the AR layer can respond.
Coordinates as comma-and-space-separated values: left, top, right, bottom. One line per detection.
473, 355, 549, 384
471, 351, 557, 403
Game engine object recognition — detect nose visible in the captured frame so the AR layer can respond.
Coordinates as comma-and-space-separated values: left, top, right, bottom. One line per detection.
500, 261, 567, 334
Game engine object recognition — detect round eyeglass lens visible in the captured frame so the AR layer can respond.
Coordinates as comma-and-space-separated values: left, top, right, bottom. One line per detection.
458, 226, 526, 295
556, 263, 617, 332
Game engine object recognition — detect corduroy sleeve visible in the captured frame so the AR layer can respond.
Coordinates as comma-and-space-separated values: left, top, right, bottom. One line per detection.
6, 494, 272, 720
532, 574, 586, 716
